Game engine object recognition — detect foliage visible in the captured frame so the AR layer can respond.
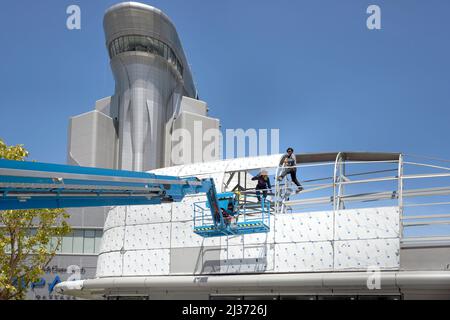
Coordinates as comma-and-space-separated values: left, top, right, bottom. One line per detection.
0, 139, 71, 300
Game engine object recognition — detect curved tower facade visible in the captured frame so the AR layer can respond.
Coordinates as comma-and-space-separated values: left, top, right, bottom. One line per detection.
104, 2, 195, 171
68, 2, 220, 171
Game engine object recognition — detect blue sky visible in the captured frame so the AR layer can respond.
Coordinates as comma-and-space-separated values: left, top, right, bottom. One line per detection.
0, 0, 449, 164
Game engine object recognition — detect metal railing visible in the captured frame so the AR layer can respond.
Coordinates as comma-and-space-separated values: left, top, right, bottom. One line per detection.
193, 194, 271, 236
270, 153, 450, 243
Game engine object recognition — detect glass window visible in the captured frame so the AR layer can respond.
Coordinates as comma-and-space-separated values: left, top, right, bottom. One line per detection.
61, 232, 73, 253
48, 236, 59, 252
94, 230, 103, 254
114, 40, 119, 56
118, 37, 124, 52
177, 60, 183, 75
157, 40, 164, 56
136, 36, 146, 52
72, 230, 84, 254
130, 36, 138, 51
163, 44, 168, 59
123, 36, 129, 52
168, 49, 174, 64
84, 230, 95, 254
109, 35, 183, 77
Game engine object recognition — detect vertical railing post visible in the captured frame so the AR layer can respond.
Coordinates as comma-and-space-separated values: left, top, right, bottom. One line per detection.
275, 164, 281, 214
337, 158, 346, 210
244, 193, 247, 223
332, 152, 343, 271
398, 154, 404, 239
333, 153, 343, 212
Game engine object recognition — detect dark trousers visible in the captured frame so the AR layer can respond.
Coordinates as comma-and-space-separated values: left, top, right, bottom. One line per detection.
255, 185, 268, 201
280, 168, 302, 187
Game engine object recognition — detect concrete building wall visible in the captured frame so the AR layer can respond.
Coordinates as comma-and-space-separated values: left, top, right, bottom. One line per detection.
168, 97, 220, 166
68, 110, 117, 169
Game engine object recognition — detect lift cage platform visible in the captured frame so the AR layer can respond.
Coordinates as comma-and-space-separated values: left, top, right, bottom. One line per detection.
193, 191, 271, 237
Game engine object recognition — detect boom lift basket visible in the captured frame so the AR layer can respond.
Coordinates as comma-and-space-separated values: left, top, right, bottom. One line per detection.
193, 191, 271, 237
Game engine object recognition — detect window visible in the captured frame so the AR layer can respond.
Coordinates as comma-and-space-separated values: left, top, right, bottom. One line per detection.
94, 230, 103, 254
119, 37, 124, 52
61, 233, 73, 253
39, 229, 103, 255
109, 35, 183, 76
123, 37, 129, 52
72, 230, 84, 254
83, 230, 95, 254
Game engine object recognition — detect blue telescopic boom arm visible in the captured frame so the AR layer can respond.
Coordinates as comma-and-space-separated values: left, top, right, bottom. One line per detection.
0, 159, 216, 211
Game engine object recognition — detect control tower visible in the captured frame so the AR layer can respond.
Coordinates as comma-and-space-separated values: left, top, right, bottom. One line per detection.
68, 2, 220, 171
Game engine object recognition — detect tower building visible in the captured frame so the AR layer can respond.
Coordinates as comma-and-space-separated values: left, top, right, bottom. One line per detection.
68, 2, 220, 171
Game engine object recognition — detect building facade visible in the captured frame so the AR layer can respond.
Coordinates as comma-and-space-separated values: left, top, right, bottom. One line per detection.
56, 152, 450, 300
27, 2, 219, 300
68, 2, 220, 171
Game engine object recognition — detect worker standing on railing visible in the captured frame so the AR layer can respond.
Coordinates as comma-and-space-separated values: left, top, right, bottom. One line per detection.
277, 147, 303, 193
252, 170, 272, 202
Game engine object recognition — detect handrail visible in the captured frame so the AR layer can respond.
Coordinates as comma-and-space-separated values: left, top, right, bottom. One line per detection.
402, 214, 450, 220
252, 153, 450, 240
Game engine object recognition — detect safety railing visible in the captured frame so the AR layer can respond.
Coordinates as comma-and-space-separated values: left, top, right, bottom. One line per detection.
193, 194, 271, 237
271, 153, 450, 243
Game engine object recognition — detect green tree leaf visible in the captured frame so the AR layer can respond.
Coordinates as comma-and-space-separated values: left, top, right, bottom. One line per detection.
0, 138, 71, 300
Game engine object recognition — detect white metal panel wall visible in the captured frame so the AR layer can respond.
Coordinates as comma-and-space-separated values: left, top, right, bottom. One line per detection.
243, 218, 276, 245
97, 252, 123, 277
123, 249, 170, 276
220, 244, 274, 274
224, 218, 275, 246
172, 195, 205, 222
275, 212, 333, 243
274, 242, 334, 272
178, 160, 230, 177
151, 165, 183, 176
171, 221, 220, 248
224, 154, 281, 172
125, 204, 172, 225
104, 206, 126, 231
223, 234, 244, 246
334, 238, 400, 270
124, 223, 171, 250
195, 173, 225, 191
97, 153, 402, 278
100, 227, 124, 252
220, 245, 244, 273
335, 207, 400, 240
242, 244, 275, 273
98, 206, 400, 277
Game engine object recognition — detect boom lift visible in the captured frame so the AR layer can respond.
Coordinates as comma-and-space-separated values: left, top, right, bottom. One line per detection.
0, 159, 270, 237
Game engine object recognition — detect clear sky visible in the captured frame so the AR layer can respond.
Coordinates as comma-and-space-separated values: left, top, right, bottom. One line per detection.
0, 0, 449, 164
